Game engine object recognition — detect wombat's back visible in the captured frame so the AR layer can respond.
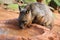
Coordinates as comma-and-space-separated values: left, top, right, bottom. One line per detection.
29, 2, 53, 17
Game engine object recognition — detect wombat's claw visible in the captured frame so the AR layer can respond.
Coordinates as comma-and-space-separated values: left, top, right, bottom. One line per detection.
47, 26, 52, 30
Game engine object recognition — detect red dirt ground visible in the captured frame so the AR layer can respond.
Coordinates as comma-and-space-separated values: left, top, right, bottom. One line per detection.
0, 7, 18, 20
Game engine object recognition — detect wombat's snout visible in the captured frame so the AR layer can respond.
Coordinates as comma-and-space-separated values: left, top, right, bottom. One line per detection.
19, 23, 25, 29
19, 20, 27, 29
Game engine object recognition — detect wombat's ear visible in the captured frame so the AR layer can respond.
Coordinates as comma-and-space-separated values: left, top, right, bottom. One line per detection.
25, 5, 30, 11
18, 6, 21, 11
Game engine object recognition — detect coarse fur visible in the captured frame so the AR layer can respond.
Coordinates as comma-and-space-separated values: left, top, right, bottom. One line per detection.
18, 2, 54, 29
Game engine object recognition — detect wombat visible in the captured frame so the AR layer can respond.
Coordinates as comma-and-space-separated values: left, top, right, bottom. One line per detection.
18, 2, 54, 30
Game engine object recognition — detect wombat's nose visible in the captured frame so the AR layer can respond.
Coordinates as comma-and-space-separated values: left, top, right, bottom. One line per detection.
18, 23, 25, 29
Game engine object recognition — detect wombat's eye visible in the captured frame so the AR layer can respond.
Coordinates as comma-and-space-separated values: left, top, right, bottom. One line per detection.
26, 11, 29, 14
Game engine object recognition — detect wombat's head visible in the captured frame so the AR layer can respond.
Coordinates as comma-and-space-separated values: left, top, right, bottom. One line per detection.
18, 6, 32, 29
